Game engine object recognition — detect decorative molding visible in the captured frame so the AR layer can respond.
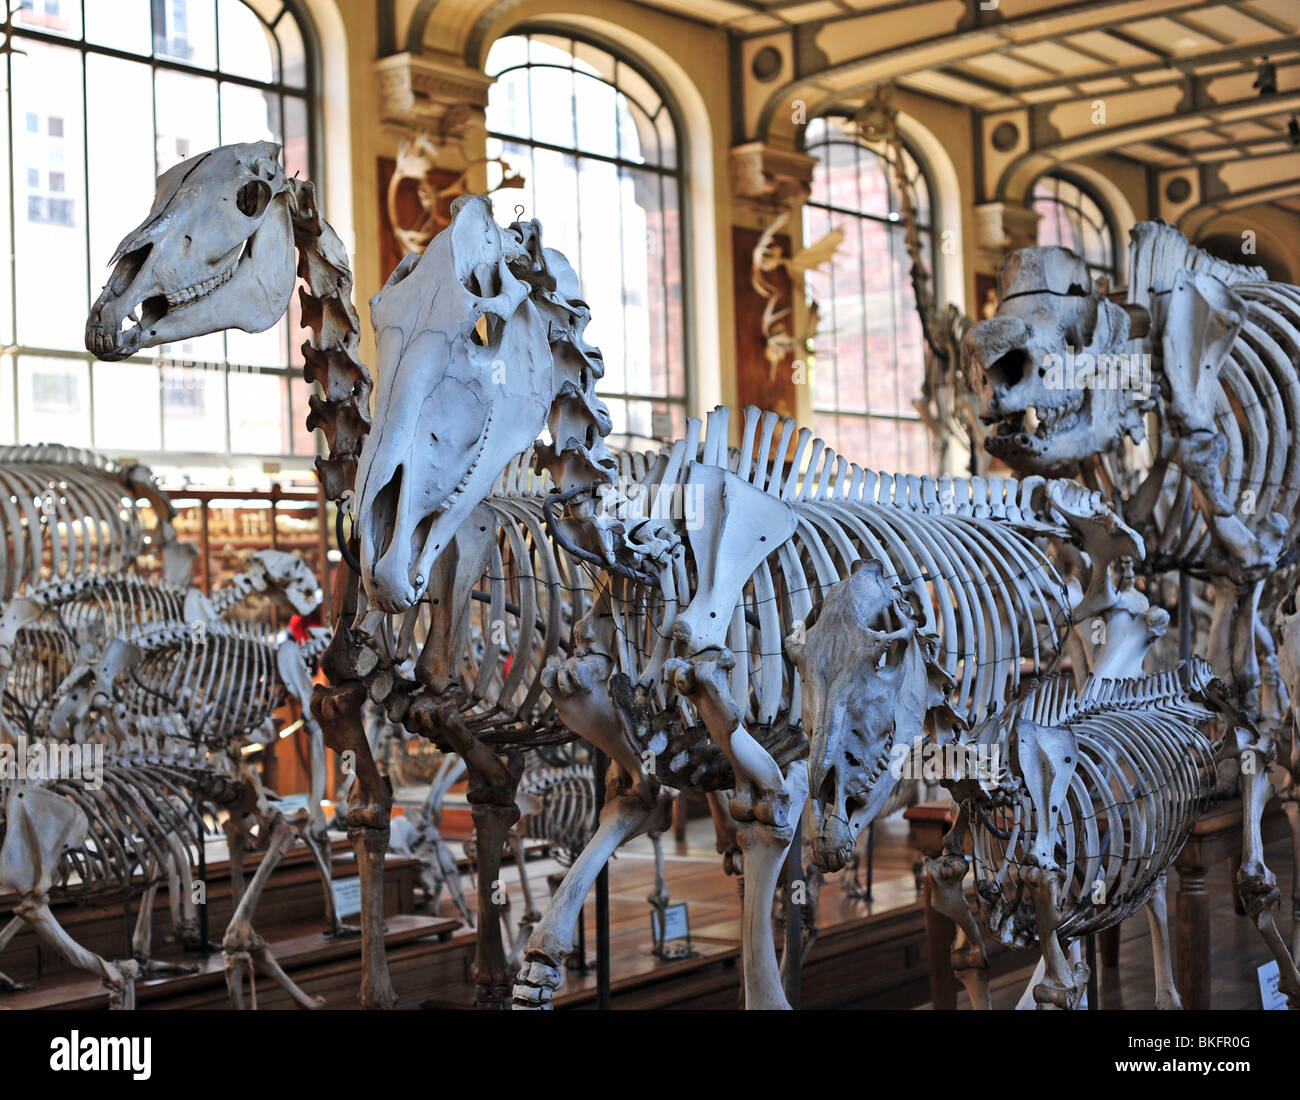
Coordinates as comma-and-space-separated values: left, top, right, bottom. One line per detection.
730, 141, 817, 213
972, 201, 1040, 263
375, 51, 496, 132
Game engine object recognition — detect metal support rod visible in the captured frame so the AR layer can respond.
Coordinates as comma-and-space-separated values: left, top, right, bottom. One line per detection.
570, 904, 587, 973
194, 794, 209, 951
1180, 496, 1193, 662
782, 827, 802, 1009
865, 821, 876, 902
1086, 932, 1098, 1010
593, 747, 611, 1010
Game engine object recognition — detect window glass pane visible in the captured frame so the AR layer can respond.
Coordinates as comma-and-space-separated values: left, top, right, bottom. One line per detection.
0, 80, 10, 346
805, 119, 937, 465
487, 69, 530, 141
155, 70, 219, 174
276, 10, 307, 88
2, 0, 317, 468
220, 80, 281, 146
155, 0, 217, 70
527, 63, 575, 148
288, 376, 317, 455
0, 363, 15, 444
15, 0, 81, 39
571, 39, 616, 83
485, 35, 687, 424
218, 0, 277, 83
19, 356, 91, 445
528, 35, 573, 65
11, 40, 87, 350
85, 0, 152, 55
94, 360, 162, 451
283, 95, 309, 180
86, 55, 155, 307
228, 369, 285, 453
1031, 174, 1115, 278
485, 34, 528, 78
574, 72, 618, 159
162, 363, 226, 452
618, 97, 652, 167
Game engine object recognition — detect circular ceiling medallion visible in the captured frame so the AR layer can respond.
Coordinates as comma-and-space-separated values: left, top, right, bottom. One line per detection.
1165, 176, 1192, 204
991, 121, 1019, 152
752, 46, 782, 83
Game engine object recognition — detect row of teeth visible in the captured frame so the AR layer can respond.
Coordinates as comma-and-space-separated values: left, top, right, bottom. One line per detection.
851, 740, 894, 797
442, 409, 493, 510
164, 263, 236, 307
1030, 392, 1085, 435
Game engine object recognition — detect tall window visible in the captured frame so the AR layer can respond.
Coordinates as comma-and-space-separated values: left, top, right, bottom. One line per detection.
485, 31, 687, 442
1032, 173, 1117, 284
802, 115, 934, 474
1, 0, 317, 479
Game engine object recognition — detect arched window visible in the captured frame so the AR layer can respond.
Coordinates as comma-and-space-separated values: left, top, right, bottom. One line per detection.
802, 115, 935, 474
485, 31, 687, 442
1, 0, 317, 476
1031, 173, 1117, 284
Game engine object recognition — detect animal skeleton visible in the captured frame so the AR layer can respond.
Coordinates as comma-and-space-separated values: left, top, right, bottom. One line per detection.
928, 658, 1220, 1009
387, 132, 523, 256
0, 746, 227, 1007
964, 222, 1300, 1004
54, 616, 334, 1008
338, 196, 1131, 1012
84, 145, 676, 1008
85, 153, 1144, 1012
0, 539, 336, 1007
0, 444, 193, 595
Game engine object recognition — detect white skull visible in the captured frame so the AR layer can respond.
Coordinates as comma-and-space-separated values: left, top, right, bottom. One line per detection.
86, 142, 295, 361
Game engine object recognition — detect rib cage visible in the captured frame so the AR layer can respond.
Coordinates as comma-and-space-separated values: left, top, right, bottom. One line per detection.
966, 658, 1218, 947
517, 753, 598, 867
1127, 223, 1300, 573
365, 410, 1071, 803
0, 751, 219, 902
1, 621, 77, 735
404, 413, 1068, 745
606, 407, 1072, 770
113, 621, 328, 748
0, 446, 168, 598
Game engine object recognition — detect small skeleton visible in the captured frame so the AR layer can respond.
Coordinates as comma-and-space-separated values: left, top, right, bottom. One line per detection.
0, 746, 237, 1007
50, 613, 337, 1008
927, 662, 1220, 1009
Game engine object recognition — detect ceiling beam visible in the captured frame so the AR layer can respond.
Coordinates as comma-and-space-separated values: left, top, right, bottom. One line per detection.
753, 0, 1222, 139
947, 35, 1300, 99
997, 87, 1300, 199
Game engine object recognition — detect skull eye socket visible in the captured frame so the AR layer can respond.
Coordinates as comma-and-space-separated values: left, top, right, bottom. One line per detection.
989, 348, 1028, 389
236, 179, 272, 218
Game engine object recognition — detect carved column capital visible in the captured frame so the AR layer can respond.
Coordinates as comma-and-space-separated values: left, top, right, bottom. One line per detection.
972, 201, 1041, 266
375, 51, 495, 136
730, 141, 817, 217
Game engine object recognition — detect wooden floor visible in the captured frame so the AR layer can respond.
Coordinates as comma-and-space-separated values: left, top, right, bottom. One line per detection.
2, 803, 1293, 1010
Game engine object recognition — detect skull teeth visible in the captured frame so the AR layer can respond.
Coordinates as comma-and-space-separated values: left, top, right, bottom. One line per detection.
165, 262, 237, 307
442, 409, 494, 509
